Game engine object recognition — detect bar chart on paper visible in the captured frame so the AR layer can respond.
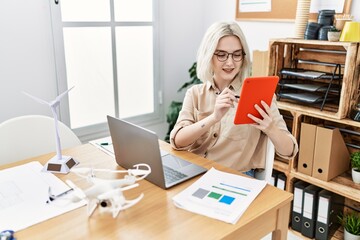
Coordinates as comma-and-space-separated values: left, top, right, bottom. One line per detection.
173, 168, 266, 224
192, 182, 251, 205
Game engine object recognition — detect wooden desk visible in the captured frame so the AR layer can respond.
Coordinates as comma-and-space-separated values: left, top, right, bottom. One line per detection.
1, 142, 293, 240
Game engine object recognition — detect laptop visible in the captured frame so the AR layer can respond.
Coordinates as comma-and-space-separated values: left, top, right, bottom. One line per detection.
107, 115, 207, 189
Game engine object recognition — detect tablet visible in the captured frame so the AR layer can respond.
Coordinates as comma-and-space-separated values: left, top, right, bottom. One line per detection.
234, 76, 279, 124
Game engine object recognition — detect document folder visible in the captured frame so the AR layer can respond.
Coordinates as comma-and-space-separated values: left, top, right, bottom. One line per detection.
312, 127, 350, 181
298, 123, 317, 176
301, 184, 322, 238
291, 180, 309, 232
276, 173, 286, 190
315, 190, 344, 240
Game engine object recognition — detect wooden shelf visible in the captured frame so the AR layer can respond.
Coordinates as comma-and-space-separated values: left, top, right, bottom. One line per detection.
273, 159, 289, 173
266, 38, 360, 240
288, 226, 344, 240
278, 102, 360, 128
269, 38, 357, 48
290, 171, 360, 203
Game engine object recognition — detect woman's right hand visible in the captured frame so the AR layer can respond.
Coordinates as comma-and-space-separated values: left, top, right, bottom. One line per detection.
212, 87, 238, 121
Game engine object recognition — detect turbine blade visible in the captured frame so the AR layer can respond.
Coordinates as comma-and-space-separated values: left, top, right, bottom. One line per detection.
55, 86, 74, 102
23, 91, 50, 105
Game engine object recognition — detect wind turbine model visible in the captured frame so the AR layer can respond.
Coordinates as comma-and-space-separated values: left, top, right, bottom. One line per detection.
23, 86, 79, 174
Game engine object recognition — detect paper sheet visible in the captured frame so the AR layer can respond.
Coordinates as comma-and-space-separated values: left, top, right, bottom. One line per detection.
238, 0, 271, 13
0, 161, 86, 231
172, 167, 267, 224
89, 136, 114, 157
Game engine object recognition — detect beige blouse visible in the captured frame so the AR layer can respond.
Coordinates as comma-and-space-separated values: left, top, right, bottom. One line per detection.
170, 79, 298, 172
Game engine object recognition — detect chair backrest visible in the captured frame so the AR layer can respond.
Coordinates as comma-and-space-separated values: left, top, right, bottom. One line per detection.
0, 115, 81, 165
254, 137, 275, 183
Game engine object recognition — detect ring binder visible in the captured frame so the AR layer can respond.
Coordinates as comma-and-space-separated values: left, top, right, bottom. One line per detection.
301, 185, 322, 238
291, 180, 310, 232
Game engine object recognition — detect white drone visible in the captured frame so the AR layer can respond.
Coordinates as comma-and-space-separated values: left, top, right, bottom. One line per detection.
65, 164, 151, 218
23, 86, 78, 174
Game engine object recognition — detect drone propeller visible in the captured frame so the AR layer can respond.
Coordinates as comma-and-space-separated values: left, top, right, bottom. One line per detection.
97, 187, 144, 218
71, 163, 151, 181
121, 194, 144, 210
128, 164, 151, 180
111, 193, 144, 218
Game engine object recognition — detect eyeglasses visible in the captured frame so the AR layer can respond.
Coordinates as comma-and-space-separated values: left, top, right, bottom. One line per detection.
214, 50, 246, 62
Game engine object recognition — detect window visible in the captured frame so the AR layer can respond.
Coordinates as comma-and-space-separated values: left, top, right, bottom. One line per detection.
50, 0, 160, 141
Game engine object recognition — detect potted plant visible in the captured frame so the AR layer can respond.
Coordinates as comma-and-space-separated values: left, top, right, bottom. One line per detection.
350, 152, 360, 184
328, 26, 341, 42
338, 212, 360, 240
164, 62, 201, 142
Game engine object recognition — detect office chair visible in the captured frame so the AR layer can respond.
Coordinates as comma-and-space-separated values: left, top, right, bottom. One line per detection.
0, 115, 81, 165
254, 137, 275, 183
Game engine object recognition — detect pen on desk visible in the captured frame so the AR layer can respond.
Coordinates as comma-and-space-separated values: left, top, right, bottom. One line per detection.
100, 142, 110, 146
46, 188, 74, 203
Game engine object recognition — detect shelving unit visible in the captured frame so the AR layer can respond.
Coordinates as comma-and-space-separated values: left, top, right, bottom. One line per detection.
267, 38, 360, 240
269, 38, 359, 119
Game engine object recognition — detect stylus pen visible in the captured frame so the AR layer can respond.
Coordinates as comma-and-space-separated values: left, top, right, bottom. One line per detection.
46, 188, 74, 203
215, 92, 240, 98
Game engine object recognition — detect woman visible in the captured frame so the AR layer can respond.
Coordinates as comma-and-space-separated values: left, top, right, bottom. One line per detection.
170, 21, 298, 177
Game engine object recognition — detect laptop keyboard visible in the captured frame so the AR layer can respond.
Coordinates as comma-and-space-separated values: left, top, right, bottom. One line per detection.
163, 165, 188, 184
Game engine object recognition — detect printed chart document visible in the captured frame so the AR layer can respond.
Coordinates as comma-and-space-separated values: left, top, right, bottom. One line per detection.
0, 161, 86, 231
173, 167, 267, 224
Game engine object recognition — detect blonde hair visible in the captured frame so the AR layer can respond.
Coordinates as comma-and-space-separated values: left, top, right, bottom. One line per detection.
196, 21, 250, 83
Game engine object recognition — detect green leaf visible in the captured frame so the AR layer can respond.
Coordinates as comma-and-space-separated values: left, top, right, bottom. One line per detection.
338, 212, 360, 235
350, 152, 360, 169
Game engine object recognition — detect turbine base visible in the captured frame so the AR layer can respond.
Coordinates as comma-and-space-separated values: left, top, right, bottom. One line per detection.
42, 155, 79, 174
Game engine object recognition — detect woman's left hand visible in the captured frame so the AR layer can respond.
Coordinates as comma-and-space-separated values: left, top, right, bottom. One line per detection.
247, 100, 275, 135
247, 100, 295, 157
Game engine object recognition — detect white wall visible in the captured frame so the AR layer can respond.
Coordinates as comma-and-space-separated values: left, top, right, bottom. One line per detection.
0, 0, 58, 121
155, 0, 204, 138
1, 0, 359, 140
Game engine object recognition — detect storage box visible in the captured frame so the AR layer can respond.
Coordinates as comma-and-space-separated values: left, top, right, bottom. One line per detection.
297, 121, 351, 181
298, 123, 317, 176
312, 126, 350, 181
